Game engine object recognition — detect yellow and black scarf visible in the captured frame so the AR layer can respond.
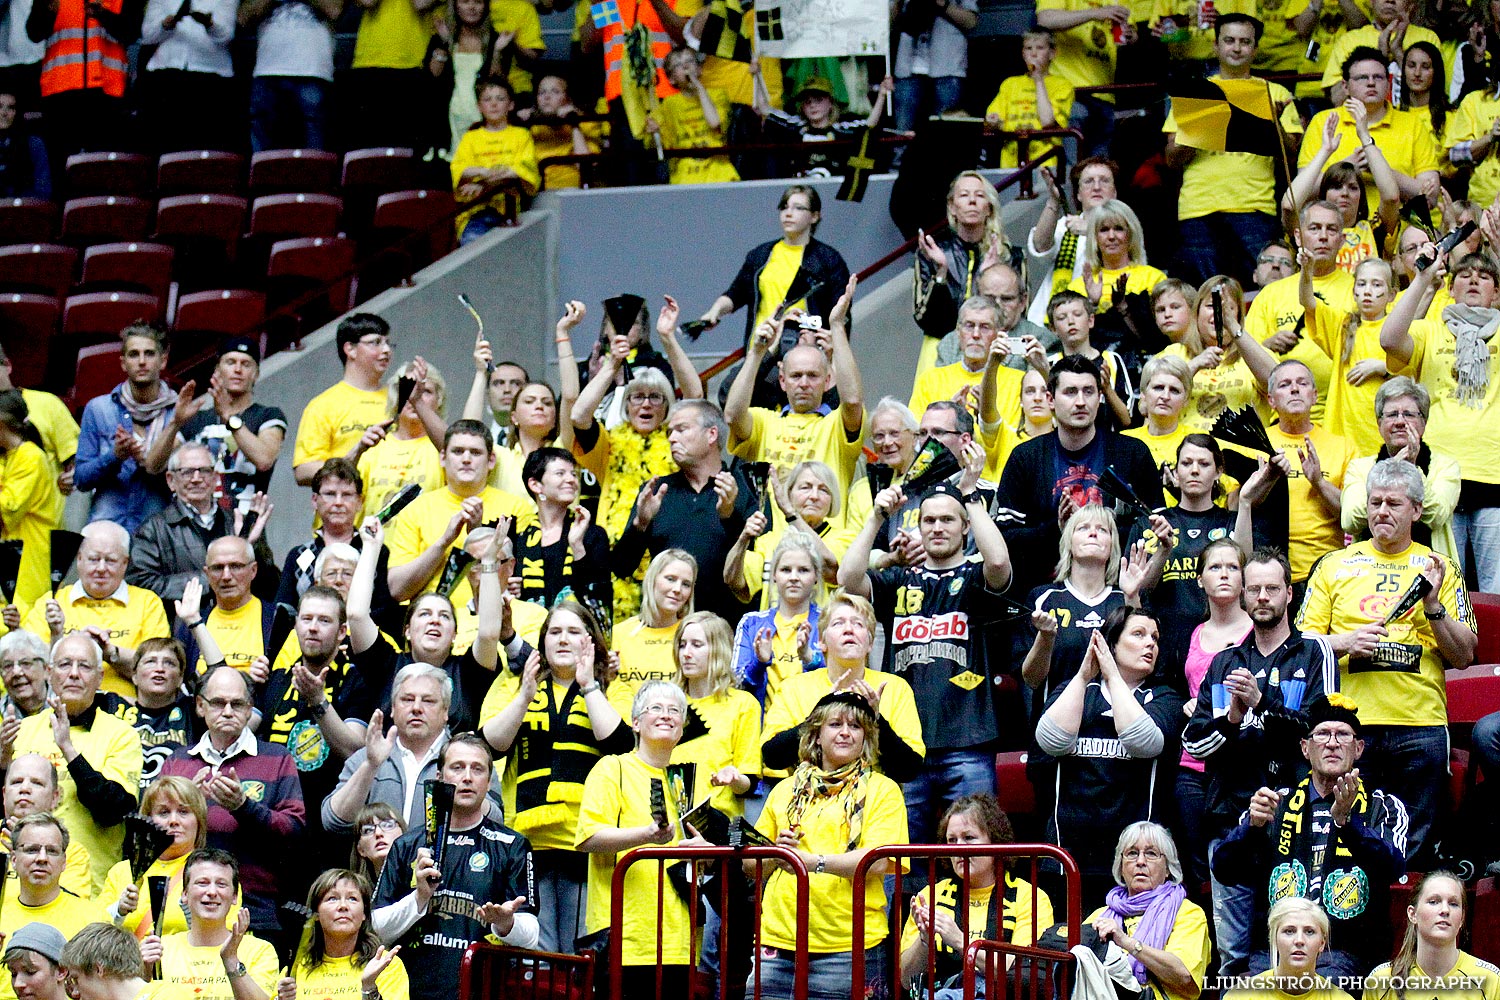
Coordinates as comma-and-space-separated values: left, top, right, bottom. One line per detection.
785, 758, 870, 852
510, 681, 613, 833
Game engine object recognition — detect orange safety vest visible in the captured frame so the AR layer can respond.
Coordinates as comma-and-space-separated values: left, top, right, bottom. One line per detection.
602, 0, 675, 102
39, 0, 128, 98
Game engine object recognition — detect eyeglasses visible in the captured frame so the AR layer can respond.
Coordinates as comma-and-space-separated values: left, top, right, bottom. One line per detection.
357, 335, 392, 348
641, 703, 685, 718
1123, 848, 1164, 862
172, 466, 216, 479
206, 561, 252, 575
0, 657, 44, 674
1257, 254, 1292, 266
53, 659, 99, 675
1309, 729, 1357, 745
917, 428, 961, 440
16, 843, 63, 858
959, 320, 998, 332
202, 697, 252, 713
359, 818, 402, 838
1379, 409, 1423, 421
628, 393, 667, 405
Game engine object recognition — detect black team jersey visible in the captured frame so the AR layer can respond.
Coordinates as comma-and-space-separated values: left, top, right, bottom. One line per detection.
1013, 581, 1127, 721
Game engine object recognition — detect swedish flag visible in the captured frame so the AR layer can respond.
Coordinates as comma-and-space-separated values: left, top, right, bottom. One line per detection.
1169, 77, 1280, 154
589, 0, 621, 28
699, 0, 753, 62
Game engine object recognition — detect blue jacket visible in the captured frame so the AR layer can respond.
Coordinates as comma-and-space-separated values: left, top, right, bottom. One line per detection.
733, 603, 823, 709
75, 383, 169, 533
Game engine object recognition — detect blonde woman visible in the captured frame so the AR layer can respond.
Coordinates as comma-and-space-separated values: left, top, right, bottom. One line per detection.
610, 548, 697, 718
733, 532, 824, 711
724, 461, 845, 611
1159, 276, 1278, 433
1069, 200, 1167, 313
671, 611, 761, 815
356, 360, 447, 515
1224, 898, 1352, 1000
1363, 871, 1500, 1000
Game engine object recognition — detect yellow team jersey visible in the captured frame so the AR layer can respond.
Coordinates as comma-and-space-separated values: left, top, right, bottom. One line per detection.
385, 485, 537, 594
1300, 105, 1440, 218
733, 407, 865, 498
99, 855, 243, 938
0, 441, 64, 614
1298, 539, 1475, 727
194, 598, 267, 677
451, 124, 541, 236
1303, 302, 1391, 456
158, 932, 280, 1000
1037, 0, 1118, 97
760, 666, 925, 779
1363, 953, 1500, 1000
1161, 343, 1270, 432
899, 873, 1054, 956
1245, 268, 1353, 425
1068, 264, 1168, 311
1319, 23, 1440, 91
1343, 450, 1462, 566
21, 584, 170, 698
293, 381, 389, 471
755, 240, 806, 328
0, 890, 100, 1000
1337, 219, 1381, 275
351, 0, 433, 69
1265, 422, 1356, 581
987, 74, 1075, 168
576, 752, 713, 964
658, 89, 740, 185
1393, 318, 1500, 485
1164, 77, 1301, 220
487, 0, 543, 94
608, 615, 680, 719
754, 769, 908, 952
531, 120, 603, 190
357, 434, 444, 517
295, 953, 410, 1000
1450, 90, 1500, 209
11, 709, 142, 892
1083, 901, 1212, 1000
671, 687, 762, 816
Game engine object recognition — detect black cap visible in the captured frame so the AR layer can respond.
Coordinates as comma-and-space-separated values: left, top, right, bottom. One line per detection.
812, 690, 876, 717
219, 335, 260, 364
1305, 693, 1361, 735
602, 295, 646, 339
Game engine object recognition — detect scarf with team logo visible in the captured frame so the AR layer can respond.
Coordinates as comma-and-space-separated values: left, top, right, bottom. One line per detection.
510, 681, 610, 834
1268, 773, 1373, 917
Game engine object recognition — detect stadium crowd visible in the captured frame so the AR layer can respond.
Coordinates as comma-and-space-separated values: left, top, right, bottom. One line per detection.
10, 0, 1500, 994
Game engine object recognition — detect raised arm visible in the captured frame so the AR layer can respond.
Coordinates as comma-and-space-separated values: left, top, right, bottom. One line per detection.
828, 276, 864, 436
571, 343, 624, 429
1282, 113, 1342, 232
656, 295, 704, 400
463, 334, 494, 423
838, 485, 903, 597
1382, 247, 1442, 369
554, 303, 583, 451
471, 521, 508, 671
348, 517, 385, 654
724, 320, 776, 444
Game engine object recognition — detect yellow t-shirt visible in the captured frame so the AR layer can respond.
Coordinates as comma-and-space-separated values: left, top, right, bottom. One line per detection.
1392, 318, 1500, 484
99, 854, 242, 937
487, 0, 543, 94
159, 931, 280, 1000
1319, 23, 1441, 91
1164, 77, 1301, 220
293, 381, 389, 472
195, 598, 267, 677
1300, 105, 1441, 217
0, 441, 64, 614
1298, 539, 1475, 726
575, 752, 712, 964
451, 124, 541, 235
1121, 422, 1248, 505
1304, 302, 1390, 456
0, 889, 100, 1000
899, 873, 1054, 956
1450, 90, 1500, 209
21, 388, 79, 473
21, 584, 170, 699
1068, 264, 1169, 312
671, 687, 762, 816
351, 0, 433, 69
1227, 972, 1355, 1000
1161, 343, 1270, 432
385, 485, 537, 594
754, 768, 908, 952
987, 74, 1075, 168
1082, 901, 1212, 1000
760, 666, 925, 780
1265, 422, 1356, 581
1037, 0, 1117, 96
733, 407, 866, 498
754, 239, 806, 328
910, 362, 1024, 437
11, 709, 142, 892
1253, 0, 1306, 74
531, 121, 602, 190
658, 89, 740, 185
1285, 0, 1363, 97
357, 434, 444, 517
1337, 219, 1381, 275
1245, 268, 1353, 425
294, 953, 410, 1000
608, 615, 681, 719
1363, 953, 1500, 1000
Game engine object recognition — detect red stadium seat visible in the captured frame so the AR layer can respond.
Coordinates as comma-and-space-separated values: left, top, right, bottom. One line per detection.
69, 341, 125, 414
371, 188, 455, 260
0, 244, 78, 298
157, 150, 244, 196
61, 197, 153, 246
1475, 878, 1500, 965
995, 751, 1035, 819
64, 152, 152, 197
1448, 674, 1500, 726
0, 198, 58, 244
0, 293, 60, 388
248, 149, 339, 195
266, 237, 356, 344
155, 194, 247, 247
341, 147, 420, 192
80, 242, 175, 306
62, 291, 162, 338
173, 289, 266, 338
248, 193, 342, 239
1472, 592, 1500, 666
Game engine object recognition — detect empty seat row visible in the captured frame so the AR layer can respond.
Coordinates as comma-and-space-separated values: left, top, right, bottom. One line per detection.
64, 147, 430, 199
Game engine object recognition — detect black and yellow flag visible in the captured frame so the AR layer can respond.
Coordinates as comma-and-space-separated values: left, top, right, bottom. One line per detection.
1169, 77, 1279, 154
836, 126, 875, 202
699, 0, 754, 62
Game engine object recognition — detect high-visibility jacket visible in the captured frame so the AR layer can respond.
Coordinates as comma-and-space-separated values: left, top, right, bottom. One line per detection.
39, 0, 128, 98
602, 0, 675, 101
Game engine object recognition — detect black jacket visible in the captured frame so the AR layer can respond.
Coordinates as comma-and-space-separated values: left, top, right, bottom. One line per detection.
721, 237, 850, 346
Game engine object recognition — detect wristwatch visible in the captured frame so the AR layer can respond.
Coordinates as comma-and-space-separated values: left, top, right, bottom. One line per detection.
226, 962, 248, 980
1427, 603, 1448, 621
227, 414, 244, 432
814, 855, 827, 874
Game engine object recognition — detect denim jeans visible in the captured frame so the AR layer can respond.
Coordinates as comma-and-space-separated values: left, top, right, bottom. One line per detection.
751, 944, 889, 1000
1358, 724, 1448, 867
1454, 506, 1500, 592
1176, 212, 1282, 287
1474, 712, 1500, 778
460, 209, 509, 245
903, 749, 998, 845
532, 850, 586, 954
1210, 837, 1256, 977
249, 76, 329, 152
1068, 94, 1116, 163
893, 75, 964, 135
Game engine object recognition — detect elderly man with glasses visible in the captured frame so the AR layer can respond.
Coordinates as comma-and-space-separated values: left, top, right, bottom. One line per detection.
22, 522, 169, 701
161, 666, 305, 955
1, 632, 142, 894
176, 538, 276, 682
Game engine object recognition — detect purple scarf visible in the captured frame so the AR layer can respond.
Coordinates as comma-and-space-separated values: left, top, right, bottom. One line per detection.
1105, 882, 1187, 985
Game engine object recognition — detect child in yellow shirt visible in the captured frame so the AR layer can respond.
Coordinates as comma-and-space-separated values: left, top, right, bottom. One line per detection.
451, 76, 540, 244
650, 47, 739, 185
985, 30, 1074, 168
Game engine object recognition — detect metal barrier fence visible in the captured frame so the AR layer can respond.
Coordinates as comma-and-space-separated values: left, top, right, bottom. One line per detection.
458, 941, 595, 1000
850, 844, 1084, 1000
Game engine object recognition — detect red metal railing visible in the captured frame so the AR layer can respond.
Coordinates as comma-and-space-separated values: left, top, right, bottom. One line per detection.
963, 935, 1079, 1000
458, 941, 594, 1000
850, 844, 1083, 1000
608, 844, 812, 1000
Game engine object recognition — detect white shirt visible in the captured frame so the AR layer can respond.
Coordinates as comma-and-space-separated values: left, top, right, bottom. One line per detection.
392, 733, 446, 820
140, 0, 237, 76
187, 726, 258, 769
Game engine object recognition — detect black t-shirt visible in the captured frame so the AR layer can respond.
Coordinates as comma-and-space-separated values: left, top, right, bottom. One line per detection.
1126, 505, 1237, 692
373, 817, 535, 1000
101, 692, 200, 791
869, 558, 1005, 750
180, 403, 288, 502
1014, 581, 1127, 717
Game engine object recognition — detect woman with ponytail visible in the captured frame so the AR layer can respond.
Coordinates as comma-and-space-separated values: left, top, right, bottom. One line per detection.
1363, 872, 1500, 1000
0, 390, 63, 622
